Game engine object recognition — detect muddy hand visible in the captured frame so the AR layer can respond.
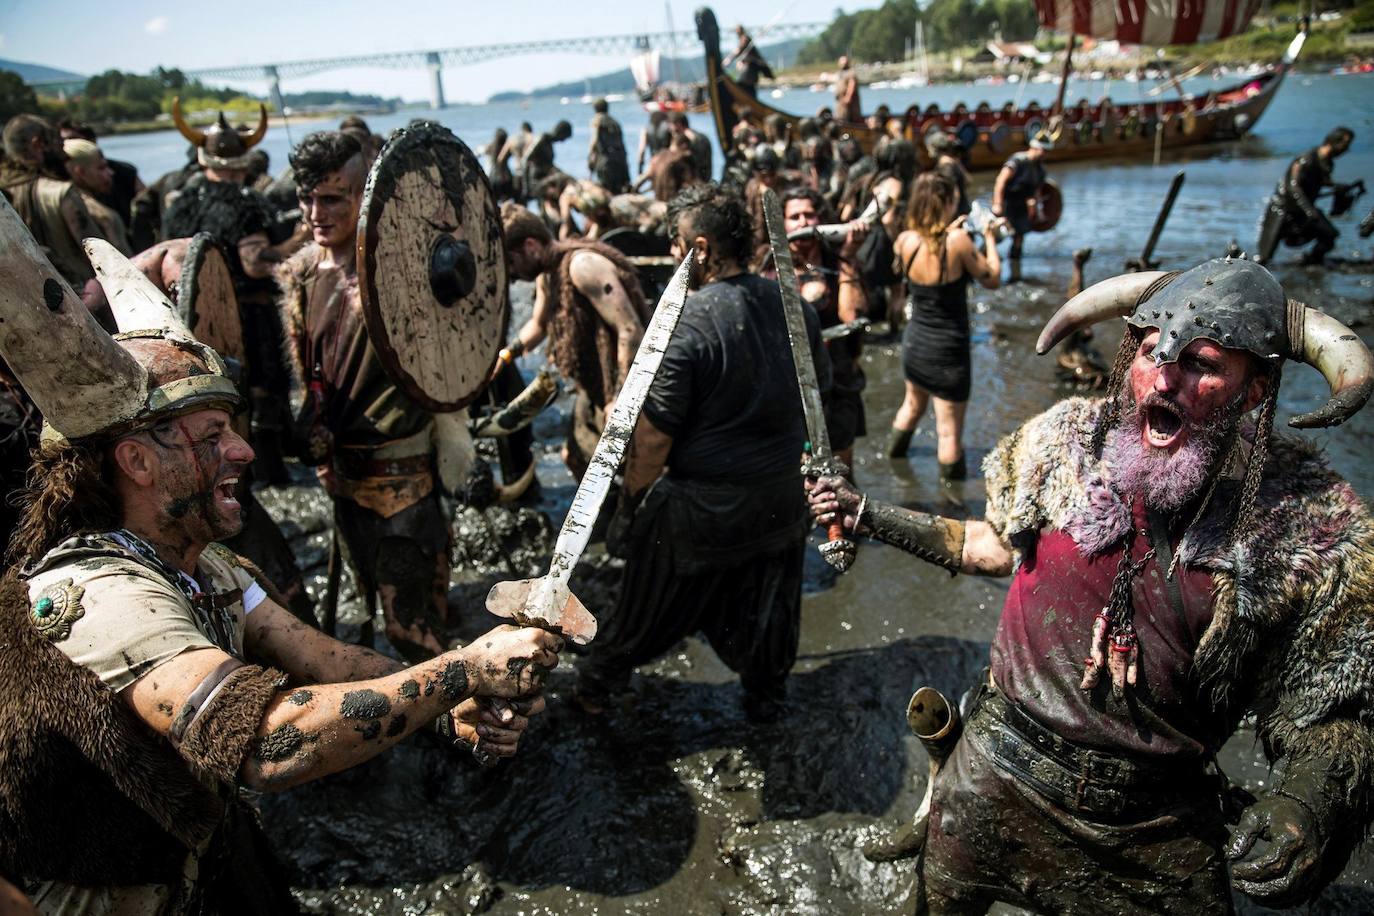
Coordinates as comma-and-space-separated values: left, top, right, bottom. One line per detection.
453, 694, 547, 760
805, 474, 864, 534
1227, 793, 1324, 907
468, 625, 563, 698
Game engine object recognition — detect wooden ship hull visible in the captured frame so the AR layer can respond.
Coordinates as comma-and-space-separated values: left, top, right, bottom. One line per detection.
695, 7, 1300, 172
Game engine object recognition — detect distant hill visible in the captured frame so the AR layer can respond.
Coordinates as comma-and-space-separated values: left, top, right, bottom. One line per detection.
0, 58, 84, 85
488, 38, 807, 102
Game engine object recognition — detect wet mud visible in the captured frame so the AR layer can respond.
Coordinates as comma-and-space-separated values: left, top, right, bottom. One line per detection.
250, 79, 1374, 914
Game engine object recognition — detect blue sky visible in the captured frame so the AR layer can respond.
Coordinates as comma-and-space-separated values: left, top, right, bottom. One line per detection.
0, 1, 878, 102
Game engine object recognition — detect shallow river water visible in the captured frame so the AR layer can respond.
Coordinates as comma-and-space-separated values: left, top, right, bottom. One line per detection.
204, 70, 1374, 914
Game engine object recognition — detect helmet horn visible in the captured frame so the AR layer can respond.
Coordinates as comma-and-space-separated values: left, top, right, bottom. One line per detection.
170, 97, 205, 147
1288, 306, 1374, 429
83, 238, 192, 337
1035, 271, 1169, 355
240, 104, 268, 149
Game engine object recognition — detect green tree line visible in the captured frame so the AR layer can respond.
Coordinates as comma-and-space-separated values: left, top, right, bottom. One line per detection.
798, 0, 1040, 65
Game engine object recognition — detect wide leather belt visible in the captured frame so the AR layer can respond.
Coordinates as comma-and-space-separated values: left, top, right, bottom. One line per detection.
333, 449, 433, 481
969, 683, 1210, 820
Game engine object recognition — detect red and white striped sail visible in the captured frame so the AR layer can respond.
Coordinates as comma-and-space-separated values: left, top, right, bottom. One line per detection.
1034, 0, 1263, 45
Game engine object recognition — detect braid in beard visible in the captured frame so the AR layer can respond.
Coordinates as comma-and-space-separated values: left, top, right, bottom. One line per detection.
1092, 325, 1144, 458
1230, 364, 1281, 546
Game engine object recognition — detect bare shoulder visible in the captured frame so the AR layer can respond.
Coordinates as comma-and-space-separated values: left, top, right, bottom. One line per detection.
568, 249, 617, 287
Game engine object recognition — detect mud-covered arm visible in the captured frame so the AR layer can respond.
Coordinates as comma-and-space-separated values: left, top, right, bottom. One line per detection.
805, 475, 1013, 576
123, 624, 559, 793
570, 250, 644, 392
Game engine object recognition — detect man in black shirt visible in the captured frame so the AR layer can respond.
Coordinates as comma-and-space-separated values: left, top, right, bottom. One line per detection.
578, 183, 829, 722
992, 137, 1049, 282
1256, 126, 1354, 266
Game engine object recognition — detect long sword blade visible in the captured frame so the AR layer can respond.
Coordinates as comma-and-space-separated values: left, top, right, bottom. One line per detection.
529, 251, 694, 626
761, 186, 831, 459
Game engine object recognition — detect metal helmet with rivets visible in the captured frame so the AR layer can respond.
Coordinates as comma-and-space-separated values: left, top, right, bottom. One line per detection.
1036, 257, 1374, 429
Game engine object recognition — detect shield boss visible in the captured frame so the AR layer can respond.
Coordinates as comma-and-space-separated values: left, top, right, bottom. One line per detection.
357, 122, 508, 412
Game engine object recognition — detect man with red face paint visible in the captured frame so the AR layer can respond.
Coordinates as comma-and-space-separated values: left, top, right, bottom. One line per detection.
808, 257, 1374, 913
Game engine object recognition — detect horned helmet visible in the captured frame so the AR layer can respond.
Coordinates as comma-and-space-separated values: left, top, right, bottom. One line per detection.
171, 96, 268, 171
0, 196, 240, 447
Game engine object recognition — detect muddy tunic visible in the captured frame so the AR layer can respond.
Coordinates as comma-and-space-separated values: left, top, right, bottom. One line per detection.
19, 532, 266, 916
579, 273, 829, 706
0, 163, 103, 287
279, 246, 449, 657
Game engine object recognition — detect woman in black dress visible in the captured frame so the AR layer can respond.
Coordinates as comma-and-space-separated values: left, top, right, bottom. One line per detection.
888, 173, 1003, 480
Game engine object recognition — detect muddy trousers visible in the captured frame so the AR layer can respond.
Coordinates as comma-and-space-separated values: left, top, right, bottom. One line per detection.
333, 492, 452, 662
578, 476, 806, 705
918, 714, 1233, 915
1256, 200, 1338, 265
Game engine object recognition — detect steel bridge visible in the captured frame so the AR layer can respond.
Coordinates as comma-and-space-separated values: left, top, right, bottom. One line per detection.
31, 23, 825, 110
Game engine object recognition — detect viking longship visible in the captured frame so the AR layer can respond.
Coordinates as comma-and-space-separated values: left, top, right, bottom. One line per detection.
695, 2, 1304, 170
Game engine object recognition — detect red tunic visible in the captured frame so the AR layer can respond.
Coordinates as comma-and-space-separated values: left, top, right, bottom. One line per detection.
989, 499, 1225, 759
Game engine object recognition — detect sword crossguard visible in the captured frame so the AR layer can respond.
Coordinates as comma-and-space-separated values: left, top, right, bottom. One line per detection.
803, 455, 856, 573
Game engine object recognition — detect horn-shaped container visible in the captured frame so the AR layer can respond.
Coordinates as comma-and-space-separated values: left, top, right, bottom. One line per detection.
84, 238, 192, 336
0, 199, 150, 441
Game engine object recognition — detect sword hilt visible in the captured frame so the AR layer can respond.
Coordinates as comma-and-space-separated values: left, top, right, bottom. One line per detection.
805, 455, 856, 574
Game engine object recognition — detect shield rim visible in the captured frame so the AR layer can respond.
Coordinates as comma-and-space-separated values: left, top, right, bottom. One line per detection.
179, 232, 247, 367
356, 121, 509, 413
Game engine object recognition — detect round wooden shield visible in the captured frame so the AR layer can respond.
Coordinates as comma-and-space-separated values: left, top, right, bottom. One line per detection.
357, 122, 508, 413
179, 233, 246, 369
1023, 119, 1044, 146
1028, 181, 1063, 233
986, 122, 1011, 155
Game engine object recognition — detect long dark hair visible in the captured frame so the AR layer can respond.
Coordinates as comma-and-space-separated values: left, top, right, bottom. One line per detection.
8, 440, 120, 568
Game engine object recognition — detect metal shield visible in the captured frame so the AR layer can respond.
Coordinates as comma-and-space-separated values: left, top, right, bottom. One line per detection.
179, 233, 246, 368
357, 121, 508, 413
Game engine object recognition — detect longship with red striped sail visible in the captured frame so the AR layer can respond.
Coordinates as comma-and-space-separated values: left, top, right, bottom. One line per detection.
694, 2, 1306, 171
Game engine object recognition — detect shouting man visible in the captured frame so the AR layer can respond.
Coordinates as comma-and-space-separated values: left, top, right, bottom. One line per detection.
0, 199, 561, 911
809, 257, 1374, 912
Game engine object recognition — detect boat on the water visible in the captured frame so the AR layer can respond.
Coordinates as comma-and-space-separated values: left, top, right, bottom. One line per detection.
694, 4, 1305, 171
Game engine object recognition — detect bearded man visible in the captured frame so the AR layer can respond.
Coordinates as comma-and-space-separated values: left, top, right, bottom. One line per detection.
0, 198, 561, 912
0, 114, 106, 290
809, 257, 1374, 913
500, 204, 648, 480
577, 183, 829, 723
163, 102, 303, 483
276, 131, 457, 662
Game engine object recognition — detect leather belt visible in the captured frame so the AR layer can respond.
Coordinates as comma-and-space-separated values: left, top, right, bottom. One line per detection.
969, 682, 1211, 820
333, 449, 433, 480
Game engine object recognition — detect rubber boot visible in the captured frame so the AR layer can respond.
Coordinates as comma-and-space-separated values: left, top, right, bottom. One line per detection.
886, 426, 914, 459
938, 454, 967, 482
1008, 257, 1022, 284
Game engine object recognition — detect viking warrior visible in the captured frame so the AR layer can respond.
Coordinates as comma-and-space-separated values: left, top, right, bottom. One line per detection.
991, 133, 1051, 283
0, 114, 107, 292
587, 99, 631, 194
778, 186, 870, 470
809, 257, 1374, 912
522, 120, 572, 203
0, 196, 560, 911
501, 204, 649, 480
277, 130, 463, 662
163, 99, 302, 484
1255, 126, 1354, 267
577, 183, 830, 722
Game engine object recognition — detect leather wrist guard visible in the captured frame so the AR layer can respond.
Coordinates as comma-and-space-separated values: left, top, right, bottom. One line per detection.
860, 500, 965, 575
